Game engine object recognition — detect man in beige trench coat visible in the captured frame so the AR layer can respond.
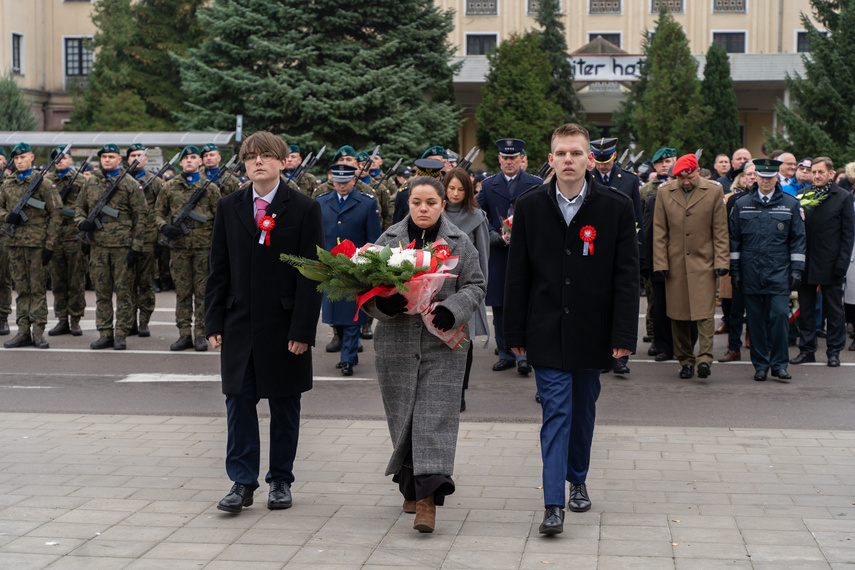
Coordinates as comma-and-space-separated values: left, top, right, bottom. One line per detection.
653, 154, 730, 379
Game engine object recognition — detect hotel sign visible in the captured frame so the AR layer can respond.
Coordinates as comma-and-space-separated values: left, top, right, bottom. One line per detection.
572, 55, 646, 81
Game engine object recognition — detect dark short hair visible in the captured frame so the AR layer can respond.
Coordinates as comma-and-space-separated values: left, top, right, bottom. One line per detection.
239, 132, 289, 162
442, 168, 477, 212
408, 176, 445, 200
551, 123, 590, 146
813, 156, 834, 171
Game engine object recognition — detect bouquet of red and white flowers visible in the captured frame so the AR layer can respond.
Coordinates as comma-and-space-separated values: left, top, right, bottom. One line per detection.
281, 238, 467, 348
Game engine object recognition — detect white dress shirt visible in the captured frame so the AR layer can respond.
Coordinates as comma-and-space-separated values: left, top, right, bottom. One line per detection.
556, 180, 588, 226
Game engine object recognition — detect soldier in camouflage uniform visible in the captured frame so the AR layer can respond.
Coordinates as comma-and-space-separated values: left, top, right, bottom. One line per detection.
201, 143, 240, 197
0, 148, 10, 335
45, 146, 87, 337
75, 143, 147, 350
156, 146, 219, 352
125, 143, 161, 337
284, 144, 318, 197
0, 143, 63, 349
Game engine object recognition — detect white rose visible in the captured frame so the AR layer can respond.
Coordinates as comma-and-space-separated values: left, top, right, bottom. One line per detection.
388, 249, 417, 267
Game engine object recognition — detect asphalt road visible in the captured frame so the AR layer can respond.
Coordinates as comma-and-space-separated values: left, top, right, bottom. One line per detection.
1, 292, 853, 430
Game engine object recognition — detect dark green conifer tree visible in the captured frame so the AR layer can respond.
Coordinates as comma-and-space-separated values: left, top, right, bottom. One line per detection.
701, 44, 741, 166
0, 70, 38, 131
533, 0, 585, 126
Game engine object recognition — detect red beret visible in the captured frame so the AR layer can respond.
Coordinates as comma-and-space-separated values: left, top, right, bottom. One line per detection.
673, 154, 698, 177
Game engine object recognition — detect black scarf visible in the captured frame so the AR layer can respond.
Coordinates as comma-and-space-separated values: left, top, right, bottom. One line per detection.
407, 216, 441, 249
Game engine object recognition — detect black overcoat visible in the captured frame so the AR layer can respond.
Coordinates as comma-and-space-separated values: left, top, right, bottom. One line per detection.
204, 178, 324, 398
504, 172, 639, 371
802, 182, 855, 285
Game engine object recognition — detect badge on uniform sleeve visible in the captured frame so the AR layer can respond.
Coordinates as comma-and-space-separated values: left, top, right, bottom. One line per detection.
258, 214, 275, 245
580, 225, 596, 256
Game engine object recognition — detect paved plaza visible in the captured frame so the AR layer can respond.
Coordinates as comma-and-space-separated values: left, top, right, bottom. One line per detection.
0, 413, 852, 569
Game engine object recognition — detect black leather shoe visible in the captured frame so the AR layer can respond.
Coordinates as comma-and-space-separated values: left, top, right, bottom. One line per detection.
335, 355, 358, 368
113, 336, 127, 350
341, 362, 354, 376
647, 345, 658, 356
517, 360, 532, 375
817, 329, 827, 338
32, 333, 49, 349
137, 323, 150, 337
754, 370, 767, 381
90, 335, 113, 349
492, 359, 514, 371
325, 335, 340, 352
267, 481, 292, 510
697, 362, 711, 378
170, 335, 193, 351
4, 332, 32, 348
679, 365, 694, 379
534, 392, 541, 404
613, 363, 630, 374
48, 319, 70, 336
771, 369, 791, 379
643, 335, 652, 343
360, 324, 373, 340
790, 352, 815, 365
217, 483, 254, 513
828, 355, 840, 367
568, 483, 591, 512
655, 352, 674, 362
357, 344, 363, 353
538, 505, 564, 534
194, 336, 208, 351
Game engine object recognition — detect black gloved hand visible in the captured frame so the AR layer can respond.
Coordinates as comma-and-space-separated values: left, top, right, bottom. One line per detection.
715, 268, 729, 277
653, 270, 669, 283
376, 293, 408, 316
126, 249, 139, 267
81, 242, 90, 255
153, 243, 164, 258
41, 248, 53, 266
732, 273, 742, 292
5, 212, 22, 226
789, 271, 802, 291
489, 230, 507, 248
430, 305, 456, 332
78, 220, 97, 233
161, 224, 181, 240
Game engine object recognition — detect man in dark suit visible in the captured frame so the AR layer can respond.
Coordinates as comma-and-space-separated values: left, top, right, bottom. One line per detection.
317, 164, 382, 376
476, 138, 542, 376
590, 137, 644, 375
205, 132, 324, 514
505, 123, 639, 535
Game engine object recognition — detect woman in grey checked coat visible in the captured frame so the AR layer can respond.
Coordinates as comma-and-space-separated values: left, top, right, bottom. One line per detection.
361, 176, 486, 533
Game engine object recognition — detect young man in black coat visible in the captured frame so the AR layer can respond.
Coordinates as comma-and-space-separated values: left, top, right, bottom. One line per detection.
505, 124, 639, 535
205, 132, 324, 513
791, 156, 855, 367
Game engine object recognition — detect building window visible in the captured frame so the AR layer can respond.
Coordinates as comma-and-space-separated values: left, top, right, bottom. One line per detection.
466, 1, 497, 16
466, 34, 498, 55
713, 0, 746, 12
796, 30, 826, 52
12, 33, 23, 73
713, 32, 746, 53
590, 0, 621, 14
589, 33, 621, 48
651, 0, 684, 13
65, 38, 94, 76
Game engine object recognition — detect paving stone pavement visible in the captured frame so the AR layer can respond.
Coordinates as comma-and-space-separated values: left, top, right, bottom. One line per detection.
0, 413, 853, 569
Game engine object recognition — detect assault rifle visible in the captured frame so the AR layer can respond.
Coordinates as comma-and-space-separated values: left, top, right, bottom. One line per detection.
1, 143, 71, 238
625, 150, 644, 173
355, 145, 380, 181
617, 148, 630, 169
77, 150, 146, 245
292, 145, 326, 185
58, 149, 96, 219
369, 157, 403, 193
140, 151, 180, 193
456, 146, 480, 172
533, 161, 552, 180
287, 152, 312, 182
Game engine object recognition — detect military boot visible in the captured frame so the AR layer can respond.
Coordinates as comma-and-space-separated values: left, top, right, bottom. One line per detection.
137, 321, 150, 337
4, 331, 33, 348
69, 318, 83, 336
0, 318, 9, 335
170, 335, 193, 351
194, 336, 208, 351
113, 336, 127, 350
128, 321, 138, 336
48, 318, 70, 336
90, 335, 114, 350
32, 333, 49, 349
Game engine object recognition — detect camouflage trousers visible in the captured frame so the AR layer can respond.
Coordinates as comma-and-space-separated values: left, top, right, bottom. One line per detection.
89, 246, 134, 337
48, 240, 87, 321
171, 249, 208, 336
157, 247, 171, 282
643, 275, 654, 338
131, 251, 156, 325
0, 242, 10, 319
9, 246, 48, 333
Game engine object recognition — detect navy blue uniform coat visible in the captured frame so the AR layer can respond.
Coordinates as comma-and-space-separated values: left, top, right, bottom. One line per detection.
592, 163, 645, 263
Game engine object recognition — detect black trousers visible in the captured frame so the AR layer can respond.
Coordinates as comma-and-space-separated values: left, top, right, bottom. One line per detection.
797, 283, 846, 356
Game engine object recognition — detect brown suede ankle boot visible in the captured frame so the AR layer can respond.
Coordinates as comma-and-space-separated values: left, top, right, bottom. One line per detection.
413, 494, 435, 533
402, 500, 416, 513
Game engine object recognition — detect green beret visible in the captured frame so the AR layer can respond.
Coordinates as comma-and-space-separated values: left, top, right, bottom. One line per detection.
651, 148, 676, 163
97, 143, 121, 157
288, 144, 300, 154
374, 149, 383, 158
421, 146, 447, 159
179, 145, 201, 160
126, 143, 147, 158
49, 146, 68, 161
201, 143, 219, 156
333, 145, 357, 161
11, 142, 33, 157
355, 151, 370, 162
0, 147, 7, 159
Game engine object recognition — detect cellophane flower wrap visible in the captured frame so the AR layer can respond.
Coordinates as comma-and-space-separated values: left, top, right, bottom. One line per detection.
280, 238, 466, 348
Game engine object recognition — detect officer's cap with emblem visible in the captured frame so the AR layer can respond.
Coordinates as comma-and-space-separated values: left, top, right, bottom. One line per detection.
330, 163, 357, 183
179, 145, 201, 161
413, 158, 445, 179
125, 143, 146, 158
200, 143, 219, 156
421, 146, 447, 160
11, 142, 34, 157
333, 145, 357, 162
97, 143, 121, 157
355, 151, 370, 163
496, 138, 526, 157
288, 144, 300, 155
753, 158, 782, 178
49, 146, 69, 161
590, 137, 618, 163
651, 148, 676, 163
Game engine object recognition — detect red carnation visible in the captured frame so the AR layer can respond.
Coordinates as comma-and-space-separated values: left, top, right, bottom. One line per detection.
331, 239, 357, 257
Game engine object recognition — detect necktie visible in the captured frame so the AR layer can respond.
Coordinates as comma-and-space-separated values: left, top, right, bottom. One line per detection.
603, 173, 609, 186
254, 197, 268, 226
762, 196, 769, 205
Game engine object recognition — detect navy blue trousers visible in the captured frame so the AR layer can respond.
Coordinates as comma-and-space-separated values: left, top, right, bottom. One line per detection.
533, 366, 601, 507
727, 289, 746, 352
225, 353, 301, 490
744, 294, 790, 373
339, 324, 360, 365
